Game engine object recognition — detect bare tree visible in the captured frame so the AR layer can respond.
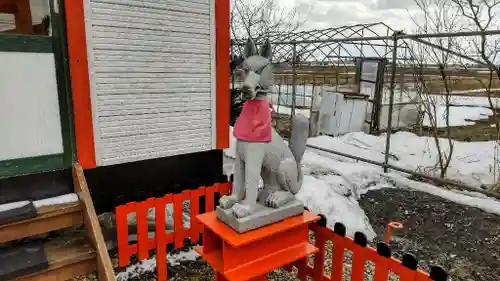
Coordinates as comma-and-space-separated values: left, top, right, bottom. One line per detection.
409, 0, 461, 178
448, 0, 500, 191
231, 0, 308, 46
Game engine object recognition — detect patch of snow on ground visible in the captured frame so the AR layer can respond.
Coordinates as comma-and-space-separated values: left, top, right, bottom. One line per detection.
116, 248, 200, 281
296, 175, 377, 240
33, 193, 79, 208
116, 258, 156, 281
167, 249, 200, 266
387, 173, 500, 216
0, 201, 30, 212
224, 128, 381, 239
223, 127, 500, 241
0, 193, 79, 212
423, 105, 493, 127
308, 131, 497, 188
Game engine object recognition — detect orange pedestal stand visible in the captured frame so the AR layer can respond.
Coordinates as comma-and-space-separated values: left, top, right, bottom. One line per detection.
194, 211, 320, 281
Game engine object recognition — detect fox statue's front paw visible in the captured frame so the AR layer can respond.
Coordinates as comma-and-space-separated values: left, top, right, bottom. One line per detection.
231, 203, 254, 218
219, 195, 238, 209
265, 191, 294, 209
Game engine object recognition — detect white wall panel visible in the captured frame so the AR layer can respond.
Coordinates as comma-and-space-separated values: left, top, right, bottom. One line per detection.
84, 0, 216, 166
0, 52, 63, 161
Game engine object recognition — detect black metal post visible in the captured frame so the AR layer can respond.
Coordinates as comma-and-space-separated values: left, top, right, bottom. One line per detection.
288, 43, 297, 144
383, 32, 399, 173
291, 43, 297, 117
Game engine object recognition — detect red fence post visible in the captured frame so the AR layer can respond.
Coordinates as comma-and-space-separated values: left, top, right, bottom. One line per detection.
331, 235, 346, 280
350, 233, 369, 281
190, 187, 204, 243
116, 201, 136, 267
373, 243, 391, 281
205, 185, 216, 212
173, 192, 185, 249
155, 197, 167, 281
310, 225, 328, 281
137, 198, 155, 261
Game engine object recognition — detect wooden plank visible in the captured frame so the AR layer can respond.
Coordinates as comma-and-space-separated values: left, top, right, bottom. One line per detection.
0, 203, 83, 244
72, 163, 116, 281
14, 231, 97, 281
15, 260, 96, 281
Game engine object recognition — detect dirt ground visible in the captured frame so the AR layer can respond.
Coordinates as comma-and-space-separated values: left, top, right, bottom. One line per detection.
358, 188, 500, 281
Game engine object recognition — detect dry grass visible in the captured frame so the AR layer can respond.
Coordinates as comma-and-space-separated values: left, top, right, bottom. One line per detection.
415, 110, 500, 142
422, 76, 500, 93
269, 66, 500, 92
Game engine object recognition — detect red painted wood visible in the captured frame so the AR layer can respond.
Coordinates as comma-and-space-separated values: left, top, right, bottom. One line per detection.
215, 0, 230, 149
64, 0, 96, 168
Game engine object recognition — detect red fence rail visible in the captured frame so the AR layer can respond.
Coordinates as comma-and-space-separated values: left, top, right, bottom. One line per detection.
115, 182, 232, 281
115, 183, 448, 281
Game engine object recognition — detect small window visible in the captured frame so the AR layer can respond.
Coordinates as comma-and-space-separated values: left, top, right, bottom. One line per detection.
0, 0, 50, 36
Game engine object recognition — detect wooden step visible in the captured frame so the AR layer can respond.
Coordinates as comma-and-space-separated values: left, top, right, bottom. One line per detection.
73, 163, 116, 281
12, 230, 97, 281
0, 162, 116, 281
0, 201, 83, 244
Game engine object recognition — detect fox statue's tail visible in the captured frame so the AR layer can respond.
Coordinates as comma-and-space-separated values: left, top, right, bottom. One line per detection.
290, 114, 309, 164
288, 114, 309, 194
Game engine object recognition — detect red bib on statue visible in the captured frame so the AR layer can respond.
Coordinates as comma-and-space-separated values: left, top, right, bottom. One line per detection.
233, 99, 272, 142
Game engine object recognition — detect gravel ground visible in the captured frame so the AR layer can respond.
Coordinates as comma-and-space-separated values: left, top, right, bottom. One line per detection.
359, 188, 500, 281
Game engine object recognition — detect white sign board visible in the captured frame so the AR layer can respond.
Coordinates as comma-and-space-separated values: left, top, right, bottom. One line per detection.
361, 61, 379, 82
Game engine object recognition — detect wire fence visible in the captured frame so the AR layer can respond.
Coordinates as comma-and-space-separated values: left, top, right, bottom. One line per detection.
231, 24, 500, 199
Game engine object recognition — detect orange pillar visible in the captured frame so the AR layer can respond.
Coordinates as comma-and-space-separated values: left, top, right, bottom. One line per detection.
195, 211, 320, 281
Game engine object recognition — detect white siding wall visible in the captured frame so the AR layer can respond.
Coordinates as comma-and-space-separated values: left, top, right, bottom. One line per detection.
84, 0, 216, 166
0, 52, 63, 160
0, 14, 14, 31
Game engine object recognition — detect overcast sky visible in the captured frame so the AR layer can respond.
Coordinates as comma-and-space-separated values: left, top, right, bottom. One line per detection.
275, 0, 421, 33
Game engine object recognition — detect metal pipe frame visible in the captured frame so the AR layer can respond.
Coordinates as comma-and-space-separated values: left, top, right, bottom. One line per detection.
383, 32, 400, 173
230, 23, 500, 195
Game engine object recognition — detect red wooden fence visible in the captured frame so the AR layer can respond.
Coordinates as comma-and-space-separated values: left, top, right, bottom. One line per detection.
115, 183, 448, 281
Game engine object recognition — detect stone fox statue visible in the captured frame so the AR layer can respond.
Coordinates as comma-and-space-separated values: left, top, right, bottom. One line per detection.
220, 38, 309, 219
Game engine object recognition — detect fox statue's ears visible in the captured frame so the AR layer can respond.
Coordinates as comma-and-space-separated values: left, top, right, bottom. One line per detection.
243, 38, 257, 59
259, 38, 272, 60
243, 38, 272, 60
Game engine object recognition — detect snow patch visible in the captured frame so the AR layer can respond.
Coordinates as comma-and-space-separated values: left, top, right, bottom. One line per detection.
0, 201, 30, 213
33, 193, 79, 208
0, 193, 79, 212
423, 105, 493, 127
386, 173, 500, 216
115, 248, 200, 281
223, 127, 500, 242
307, 131, 499, 188
296, 175, 377, 240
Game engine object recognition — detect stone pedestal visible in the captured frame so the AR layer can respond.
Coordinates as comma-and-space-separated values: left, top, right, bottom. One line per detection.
215, 199, 304, 233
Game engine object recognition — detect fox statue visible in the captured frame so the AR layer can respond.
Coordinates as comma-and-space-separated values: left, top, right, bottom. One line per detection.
219, 38, 309, 219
